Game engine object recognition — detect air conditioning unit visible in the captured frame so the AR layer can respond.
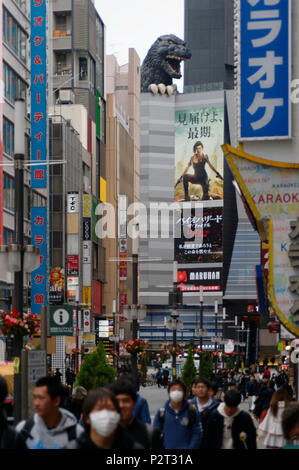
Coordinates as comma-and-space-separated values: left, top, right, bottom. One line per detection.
58, 89, 74, 104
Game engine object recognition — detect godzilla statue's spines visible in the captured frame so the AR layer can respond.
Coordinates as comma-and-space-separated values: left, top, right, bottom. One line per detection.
141, 34, 192, 95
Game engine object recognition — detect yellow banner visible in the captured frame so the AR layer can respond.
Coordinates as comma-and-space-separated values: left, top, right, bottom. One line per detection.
222, 143, 299, 337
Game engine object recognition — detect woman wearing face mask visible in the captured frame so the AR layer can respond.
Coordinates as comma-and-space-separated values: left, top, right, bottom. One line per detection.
153, 380, 202, 449
77, 388, 143, 449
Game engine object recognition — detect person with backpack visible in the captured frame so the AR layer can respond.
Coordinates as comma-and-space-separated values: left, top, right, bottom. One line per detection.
0, 376, 26, 449
153, 380, 201, 449
108, 378, 162, 449
16, 376, 84, 449
202, 390, 257, 449
253, 374, 275, 423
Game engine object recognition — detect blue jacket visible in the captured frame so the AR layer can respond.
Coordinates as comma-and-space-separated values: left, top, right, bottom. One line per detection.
133, 394, 151, 424
153, 399, 201, 449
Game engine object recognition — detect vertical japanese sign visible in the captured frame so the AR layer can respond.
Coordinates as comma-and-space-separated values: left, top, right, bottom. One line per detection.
240, 0, 291, 140
31, 207, 47, 314
31, 0, 47, 187
31, 0, 48, 314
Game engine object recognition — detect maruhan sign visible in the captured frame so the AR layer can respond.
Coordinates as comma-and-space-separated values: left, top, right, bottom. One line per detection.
223, 143, 299, 337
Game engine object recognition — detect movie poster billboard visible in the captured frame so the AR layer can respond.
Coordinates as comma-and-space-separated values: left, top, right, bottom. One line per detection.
174, 206, 223, 264
174, 106, 224, 202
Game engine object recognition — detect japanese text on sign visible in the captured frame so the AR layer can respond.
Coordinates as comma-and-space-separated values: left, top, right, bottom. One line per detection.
240, 0, 291, 139
31, 0, 47, 187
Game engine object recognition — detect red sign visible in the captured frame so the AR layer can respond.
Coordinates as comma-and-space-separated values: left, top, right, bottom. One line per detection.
120, 253, 127, 267
67, 255, 79, 275
119, 293, 127, 322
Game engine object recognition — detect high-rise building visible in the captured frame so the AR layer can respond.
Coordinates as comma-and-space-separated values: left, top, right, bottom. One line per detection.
105, 49, 141, 356
46, 0, 106, 374
184, 0, 234, 93
184, 0, 262, 364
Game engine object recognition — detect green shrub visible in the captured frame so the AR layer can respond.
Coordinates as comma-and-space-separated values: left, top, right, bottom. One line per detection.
75, 341, 117, 390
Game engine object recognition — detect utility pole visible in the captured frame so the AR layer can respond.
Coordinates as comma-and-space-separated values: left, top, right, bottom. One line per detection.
131, 230, 139, 386
199, 286, 204, 377
168, 262, 182, 379
13, 99, 25, 424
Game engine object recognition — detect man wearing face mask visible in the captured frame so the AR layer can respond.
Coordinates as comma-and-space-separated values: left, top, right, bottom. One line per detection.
153, 380, 201, 449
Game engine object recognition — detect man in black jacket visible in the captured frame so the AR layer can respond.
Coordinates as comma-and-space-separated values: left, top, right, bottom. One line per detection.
203, 390, 256, 449
108, 378, 163, 449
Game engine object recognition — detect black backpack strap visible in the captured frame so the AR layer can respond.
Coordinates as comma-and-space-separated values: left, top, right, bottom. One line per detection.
66, 424, 77, 442
20, 417, 35, 440
188, 403, 197, 427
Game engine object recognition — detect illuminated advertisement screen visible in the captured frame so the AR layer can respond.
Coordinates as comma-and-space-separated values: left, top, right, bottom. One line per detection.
177, 267, 222, 293
174, 206, 223, 264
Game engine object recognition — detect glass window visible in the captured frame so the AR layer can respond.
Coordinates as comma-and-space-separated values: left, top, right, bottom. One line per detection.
3, 8, 27, 63
79, 57, 88, 80
3, 62, 27, 104
3, 228, 14, 245
3, 173, 15, 212
3, 118, 14, 157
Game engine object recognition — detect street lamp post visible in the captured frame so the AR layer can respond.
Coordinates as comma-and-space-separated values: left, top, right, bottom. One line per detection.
12, 99, 25, 424
214, 300, 218, 373
0, 100, 41, 423
131, 231, 138, 385
199, 286, 204, 377
168, 262, 183, 379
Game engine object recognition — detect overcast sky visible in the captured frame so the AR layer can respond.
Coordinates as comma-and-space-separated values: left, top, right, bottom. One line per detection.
94, 0, 185, 89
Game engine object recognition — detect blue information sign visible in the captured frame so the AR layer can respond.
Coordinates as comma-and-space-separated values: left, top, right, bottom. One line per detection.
240, 0, 291, 140
31, 0, 47, 188
31, 207, 47, 314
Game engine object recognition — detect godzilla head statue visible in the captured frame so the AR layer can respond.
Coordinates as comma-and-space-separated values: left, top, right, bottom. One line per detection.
141, 34, 192, 95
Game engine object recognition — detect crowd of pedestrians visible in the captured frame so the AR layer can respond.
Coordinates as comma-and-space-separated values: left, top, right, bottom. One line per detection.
0, 364, 299, 450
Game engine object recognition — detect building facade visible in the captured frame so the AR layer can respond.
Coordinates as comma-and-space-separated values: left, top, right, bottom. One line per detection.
184, 0, 234, 93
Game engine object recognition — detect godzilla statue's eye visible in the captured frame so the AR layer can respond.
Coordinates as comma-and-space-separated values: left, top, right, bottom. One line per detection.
168, 40, 173, 45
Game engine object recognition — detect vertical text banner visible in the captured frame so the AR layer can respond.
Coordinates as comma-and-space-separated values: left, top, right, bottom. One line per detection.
240, 0, 291, 140
31, 207, 47, 314
31, 0, 47, 187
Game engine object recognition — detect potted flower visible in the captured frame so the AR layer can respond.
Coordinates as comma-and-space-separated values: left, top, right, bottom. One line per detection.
124, 339, 149, 355
0, 308, 40, 338
167, 344, 184, 357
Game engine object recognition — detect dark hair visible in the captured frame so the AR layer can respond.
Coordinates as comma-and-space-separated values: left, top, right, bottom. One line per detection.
168, 380, 186, 395
82, 387, 120, 425
0, 376, 8, 405
270, 387, 292, 418
229, 381, 237, 388
193, 141, 204, 152
116, 373, 138, 392
108, 379, 137, 403
282, 403, 299, 439
193, 377, 211, 389
35, 376, 64, 401
210, 381, 218, 394
224, 390, 241, 407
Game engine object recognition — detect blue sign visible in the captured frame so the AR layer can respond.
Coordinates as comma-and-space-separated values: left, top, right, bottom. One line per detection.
240, 0, 291, 140
31, 207, 47, 314
31, 0, 47, 188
